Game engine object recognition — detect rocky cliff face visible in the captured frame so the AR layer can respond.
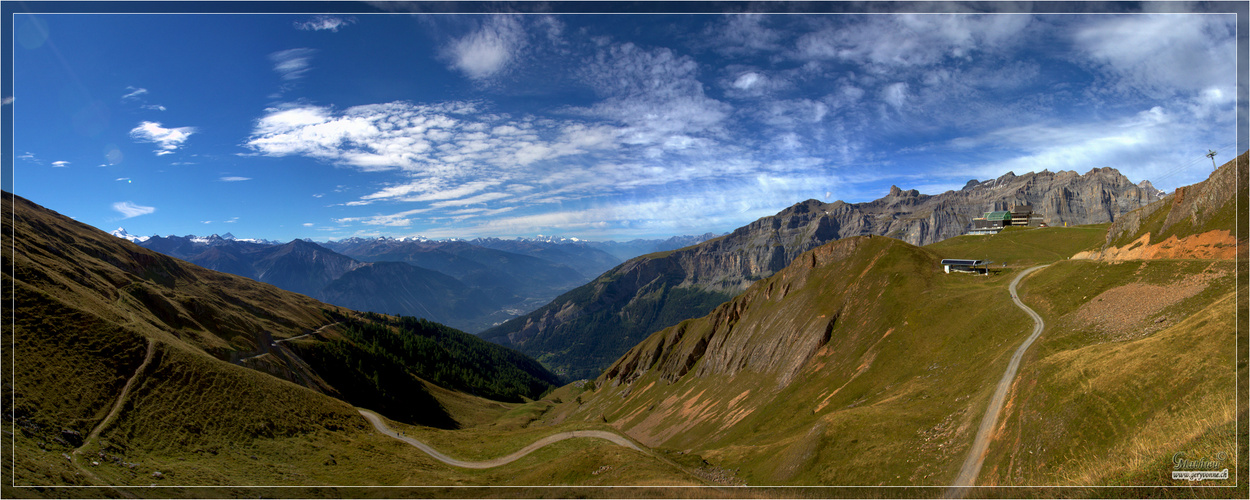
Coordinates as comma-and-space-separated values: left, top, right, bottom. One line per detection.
832, 166, 1162, 247
1076, 151, 1245, 261
483, 167, 1161, 379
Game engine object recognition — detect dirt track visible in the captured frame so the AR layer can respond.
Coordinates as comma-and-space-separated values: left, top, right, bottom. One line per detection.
358, 409, 644, 469
946, 265, 1049, 498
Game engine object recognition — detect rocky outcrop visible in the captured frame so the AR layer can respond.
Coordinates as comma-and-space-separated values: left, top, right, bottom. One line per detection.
1075, 151, 1245, 261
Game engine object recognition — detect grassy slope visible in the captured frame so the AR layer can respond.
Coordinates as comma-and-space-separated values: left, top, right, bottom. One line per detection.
548, 236, 1039, 486
977, 259, 1239, 495
5, 192, 697, 494
926, 224, 1110, 266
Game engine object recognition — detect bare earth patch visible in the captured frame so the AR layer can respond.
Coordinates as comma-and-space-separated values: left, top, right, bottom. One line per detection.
1067, 270, 1222, 340
1073, 230, 1236, 261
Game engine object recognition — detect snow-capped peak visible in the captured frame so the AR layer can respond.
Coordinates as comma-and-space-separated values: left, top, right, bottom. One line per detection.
110, 227, 150, 243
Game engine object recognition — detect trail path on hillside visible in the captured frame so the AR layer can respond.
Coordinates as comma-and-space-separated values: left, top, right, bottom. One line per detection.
240, 322, 340, 362
358, 409, 644, 469
71, 338, 156, 498
946, 265, 1049, 498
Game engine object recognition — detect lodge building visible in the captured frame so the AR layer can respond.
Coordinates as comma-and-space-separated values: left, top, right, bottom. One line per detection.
968, 204, 1046, 235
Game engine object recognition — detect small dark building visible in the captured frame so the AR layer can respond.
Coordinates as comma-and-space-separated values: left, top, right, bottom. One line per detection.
941, 259, 993, 274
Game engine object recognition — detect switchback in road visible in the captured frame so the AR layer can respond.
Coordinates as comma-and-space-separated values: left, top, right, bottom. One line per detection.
358, 409, 644, 469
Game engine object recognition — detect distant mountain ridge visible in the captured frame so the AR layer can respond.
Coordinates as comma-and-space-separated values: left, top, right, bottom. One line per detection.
133, 235, 507, 332
483, 166, 1163, 379
120, 230, 727, 333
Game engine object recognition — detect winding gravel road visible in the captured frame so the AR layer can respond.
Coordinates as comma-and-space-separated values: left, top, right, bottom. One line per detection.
358, 409, 644, 469
946, 265, 1049, 498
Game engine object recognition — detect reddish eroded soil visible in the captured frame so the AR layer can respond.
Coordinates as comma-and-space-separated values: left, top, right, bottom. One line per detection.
1073, 230, 1237, 261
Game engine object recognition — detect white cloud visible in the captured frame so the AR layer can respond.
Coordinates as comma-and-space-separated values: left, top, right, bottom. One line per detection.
1, 96, 12, 106
882, 82, 909, 110
129, 121, 195, 155
121, 86, 148, 100
244, 101, 602, 202
113, 201, 155, 219
1072, 14, 1236, 98
219, 176, 251, 182
794, 14, 1032, 70
270, 48, 317, 81
302, 222, 315, 227
445, 16, 526, 80
295, 16, 356, 32
577, 42, 732, 151
51, 160, 70, 167
142, 104, 166, 111
706, 14, 784, 56
733, 72, 765, 90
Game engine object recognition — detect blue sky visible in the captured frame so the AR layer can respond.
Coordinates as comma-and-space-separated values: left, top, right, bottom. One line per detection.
6, 4, 1243, 241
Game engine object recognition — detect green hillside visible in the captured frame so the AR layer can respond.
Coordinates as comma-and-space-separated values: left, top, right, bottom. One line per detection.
926, 224, 1110, 266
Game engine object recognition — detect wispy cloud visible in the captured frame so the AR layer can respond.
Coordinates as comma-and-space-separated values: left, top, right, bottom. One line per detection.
113, 201, 155, 219
444, 15, 526, 80
295, 16, 356, 32
51, 160, 70, 168
270, 48, 317, 81
219, 176, 251, 182
121, 86, 148, 100
129, 121, 195, 155
1071, 14, 1236, 98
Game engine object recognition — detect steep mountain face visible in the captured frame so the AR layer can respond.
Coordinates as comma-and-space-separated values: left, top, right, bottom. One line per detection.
822, 166, 1161, 247
483, 167, 1160, 379
1075, 151, 1245, 261
252, 239, 366, 297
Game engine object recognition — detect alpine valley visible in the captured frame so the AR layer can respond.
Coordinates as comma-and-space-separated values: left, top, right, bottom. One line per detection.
122, 229, 717, 333
482, 166, 1167, 379
5, 155, 1243, 498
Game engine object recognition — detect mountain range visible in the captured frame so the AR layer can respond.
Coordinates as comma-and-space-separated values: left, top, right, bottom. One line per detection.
482, 166, 1165, 379
5, 153, 1242, 492
118, 231, 722, 334
542, 155, 1239, 487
